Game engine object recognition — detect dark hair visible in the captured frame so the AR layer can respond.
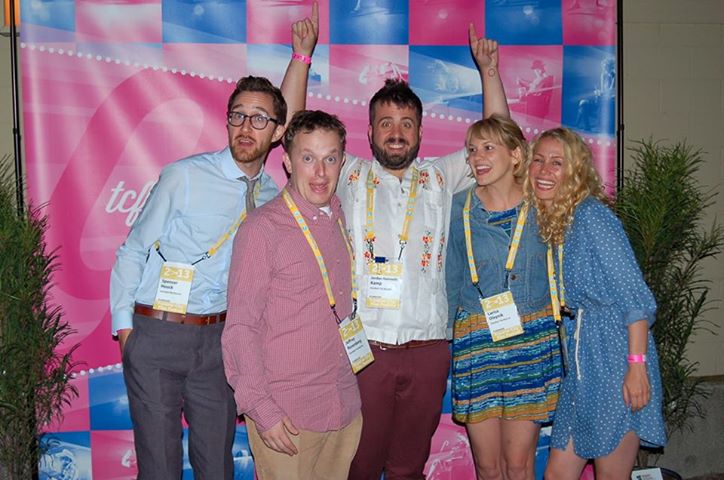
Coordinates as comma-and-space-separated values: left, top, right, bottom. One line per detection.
227, 76, 287, 125
283, 110, 347, 153
368, 79, 423, 125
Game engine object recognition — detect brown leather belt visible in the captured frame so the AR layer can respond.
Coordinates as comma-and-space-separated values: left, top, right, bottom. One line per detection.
134, 304, 226, 326
368, 339, 445, 350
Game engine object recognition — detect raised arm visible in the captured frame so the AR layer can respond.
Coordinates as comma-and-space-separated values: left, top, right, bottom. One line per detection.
469, 24, 509, 119
280, 1, 319, 125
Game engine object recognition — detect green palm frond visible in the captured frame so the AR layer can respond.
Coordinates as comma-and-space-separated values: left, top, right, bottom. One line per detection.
0, 158, 79, 479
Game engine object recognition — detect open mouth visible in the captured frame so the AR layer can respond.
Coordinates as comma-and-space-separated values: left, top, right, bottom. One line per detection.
309, 182, 329, 194
235, 136, 255, 146
534, 178, 556, 191
385, 139, 408, 151
474, 165, 492, 176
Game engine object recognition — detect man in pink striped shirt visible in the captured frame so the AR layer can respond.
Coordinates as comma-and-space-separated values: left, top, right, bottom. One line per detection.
222, 110, 362, 480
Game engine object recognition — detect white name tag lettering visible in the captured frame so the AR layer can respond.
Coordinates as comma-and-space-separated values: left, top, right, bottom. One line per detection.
480, 291, 524, 342
631, 468, 664, 480
153, 262, 195, 314
365, 262, 403, 309
339, 316, 374, 373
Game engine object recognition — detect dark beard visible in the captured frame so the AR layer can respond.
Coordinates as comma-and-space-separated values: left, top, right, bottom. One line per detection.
370, 138, 420, 172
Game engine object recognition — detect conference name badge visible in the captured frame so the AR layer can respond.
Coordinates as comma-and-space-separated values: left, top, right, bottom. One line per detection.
339, 315, 374, 373
480, 291, 524, 342
153, 262, 195, 314
365, 262, 403, 309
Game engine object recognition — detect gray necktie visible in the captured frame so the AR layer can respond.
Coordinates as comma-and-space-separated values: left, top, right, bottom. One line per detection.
240, 176, 258, 212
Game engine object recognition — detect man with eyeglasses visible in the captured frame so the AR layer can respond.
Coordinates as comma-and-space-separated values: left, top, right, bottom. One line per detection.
109, 4, 319, 473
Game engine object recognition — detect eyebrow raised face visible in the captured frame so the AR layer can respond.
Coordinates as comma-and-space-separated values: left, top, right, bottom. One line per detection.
230, 104, 271, 116
376, 116, 417, 125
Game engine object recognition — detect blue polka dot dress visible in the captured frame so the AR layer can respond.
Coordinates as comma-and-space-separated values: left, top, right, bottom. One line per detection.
550, 197, 667, 458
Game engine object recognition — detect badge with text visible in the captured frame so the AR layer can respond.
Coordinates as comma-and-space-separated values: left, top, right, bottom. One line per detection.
153, 262, 195, 314
365, 262, 403, 309
480, 291, 524, 342
339, 315, 375, 373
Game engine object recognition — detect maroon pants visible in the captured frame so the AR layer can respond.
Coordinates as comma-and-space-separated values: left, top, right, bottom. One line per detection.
348, 340, 450, 480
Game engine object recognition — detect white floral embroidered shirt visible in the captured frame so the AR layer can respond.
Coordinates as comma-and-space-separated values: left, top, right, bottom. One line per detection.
337, 150, 472, 344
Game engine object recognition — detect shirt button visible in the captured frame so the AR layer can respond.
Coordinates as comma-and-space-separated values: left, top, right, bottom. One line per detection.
510, 274, 518, 281
312, 216, 318, 221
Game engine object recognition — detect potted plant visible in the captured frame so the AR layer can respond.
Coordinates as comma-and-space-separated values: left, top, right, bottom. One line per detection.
0, 158, 78, 479
614, 140, 723, 474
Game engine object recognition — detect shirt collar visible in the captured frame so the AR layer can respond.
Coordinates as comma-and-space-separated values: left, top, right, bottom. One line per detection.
469, 187, 524, 219
220, 146, 265, 182
284, 182, 342, 221
371, 158, 417, 181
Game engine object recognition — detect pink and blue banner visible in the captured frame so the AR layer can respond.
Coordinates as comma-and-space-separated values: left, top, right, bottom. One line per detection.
20, 1, 616, 478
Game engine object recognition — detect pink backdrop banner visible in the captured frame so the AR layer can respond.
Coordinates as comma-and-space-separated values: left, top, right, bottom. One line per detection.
20, 1, 617, 478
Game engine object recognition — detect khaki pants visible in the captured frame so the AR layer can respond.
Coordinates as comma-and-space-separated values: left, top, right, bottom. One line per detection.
246, 414, 363, 480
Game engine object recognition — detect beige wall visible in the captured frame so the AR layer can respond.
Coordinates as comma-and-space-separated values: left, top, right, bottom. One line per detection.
624, 0, 724, 377
0, 3, 722, 375
0, 29, 17, 172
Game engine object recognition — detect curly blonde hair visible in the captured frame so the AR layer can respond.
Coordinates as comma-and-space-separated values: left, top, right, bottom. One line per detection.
465, 114, 528, 182
523, 128, 609, 246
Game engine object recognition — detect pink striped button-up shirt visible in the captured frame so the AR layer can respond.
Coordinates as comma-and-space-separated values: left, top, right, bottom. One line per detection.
222, 185, 360, 433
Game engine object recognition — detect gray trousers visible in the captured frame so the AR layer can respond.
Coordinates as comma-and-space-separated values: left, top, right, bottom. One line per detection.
122, 313, 236, 479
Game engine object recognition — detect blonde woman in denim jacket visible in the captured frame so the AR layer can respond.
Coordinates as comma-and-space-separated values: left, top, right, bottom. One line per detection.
446, 115, 562, 480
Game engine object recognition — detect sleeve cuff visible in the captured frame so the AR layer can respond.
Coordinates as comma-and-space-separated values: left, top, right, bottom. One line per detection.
112, 310, 134, 336
624, 308, 656, 327
246, 398, 285, 433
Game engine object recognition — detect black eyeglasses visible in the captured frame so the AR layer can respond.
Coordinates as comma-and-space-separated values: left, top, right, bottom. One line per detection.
227, 111, 279, 130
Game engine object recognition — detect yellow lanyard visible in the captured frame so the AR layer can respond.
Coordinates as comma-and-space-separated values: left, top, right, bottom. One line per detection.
547, 244, 566, 322
462, 188, 529, 292
283, 189, 354, 323
155, 181, 261, 264
365, 167, 420, 261
339, 219, 358, 309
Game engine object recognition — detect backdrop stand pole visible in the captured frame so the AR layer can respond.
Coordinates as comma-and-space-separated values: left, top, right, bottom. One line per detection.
616, 0, 624, 192
8, 0, 24, 215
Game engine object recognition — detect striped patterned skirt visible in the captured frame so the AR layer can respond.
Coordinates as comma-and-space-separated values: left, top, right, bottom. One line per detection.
452, 306, 562, 424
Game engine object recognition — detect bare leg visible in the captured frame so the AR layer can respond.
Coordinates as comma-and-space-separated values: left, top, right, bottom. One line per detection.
544, 439, 587, 480
501, 419, 540, 480
593, 431, 640, 480
466, 418, 503, 480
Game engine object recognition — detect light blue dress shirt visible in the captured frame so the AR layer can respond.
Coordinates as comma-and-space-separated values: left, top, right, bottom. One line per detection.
110, 146, 278, 334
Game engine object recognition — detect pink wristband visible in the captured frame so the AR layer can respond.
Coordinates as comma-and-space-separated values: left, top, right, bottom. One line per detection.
627, 354, 647, 363
292, 52, 312, 65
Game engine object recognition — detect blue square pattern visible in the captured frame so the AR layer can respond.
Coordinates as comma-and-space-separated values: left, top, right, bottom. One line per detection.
88, 369, 133, 431
39, 432, 92, 480
330, 0, 408, 45
21, 0, 75, 31
163, 0, 247, 43
409, 45, 483, 113
486, 0, 562, 45
561, 45, 616, 135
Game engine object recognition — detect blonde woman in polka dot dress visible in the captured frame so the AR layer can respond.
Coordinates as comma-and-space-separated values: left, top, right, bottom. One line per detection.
525, 128, 666, 479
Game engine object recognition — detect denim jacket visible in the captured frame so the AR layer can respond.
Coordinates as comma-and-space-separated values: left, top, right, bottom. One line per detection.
445, 187, 551, 329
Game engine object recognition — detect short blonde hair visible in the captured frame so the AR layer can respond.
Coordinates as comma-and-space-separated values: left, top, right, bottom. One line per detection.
465, 114, 528, 181
523, 127, 609, 245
